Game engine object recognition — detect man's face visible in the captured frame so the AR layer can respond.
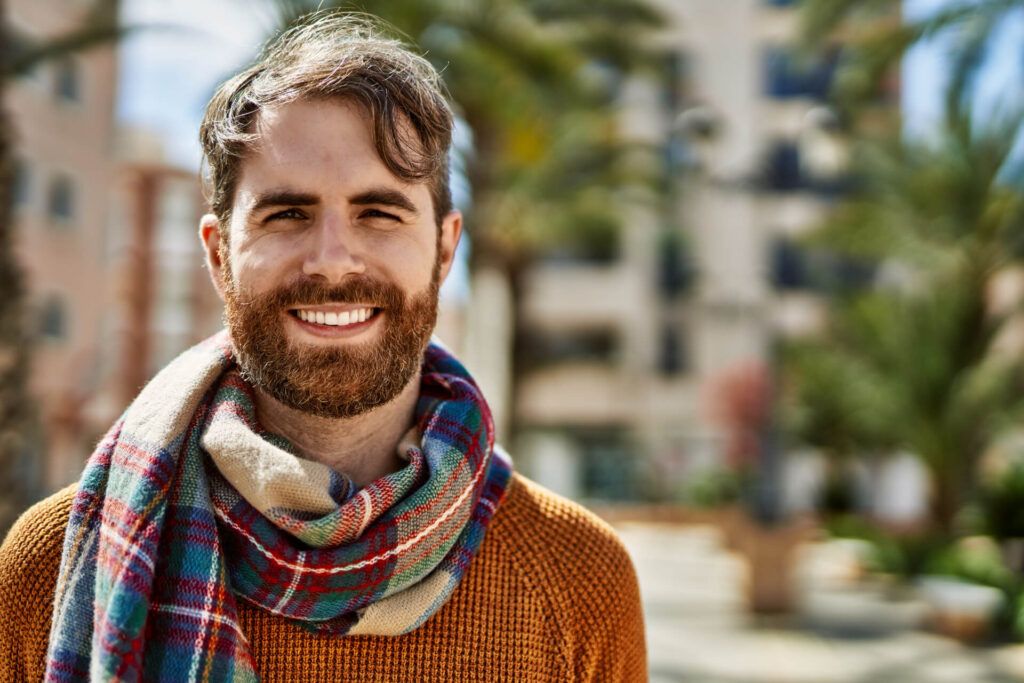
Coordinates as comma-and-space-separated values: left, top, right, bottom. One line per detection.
200, 98, 461, 418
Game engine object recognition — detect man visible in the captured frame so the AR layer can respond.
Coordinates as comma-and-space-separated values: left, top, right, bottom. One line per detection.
0, 13, 646, 682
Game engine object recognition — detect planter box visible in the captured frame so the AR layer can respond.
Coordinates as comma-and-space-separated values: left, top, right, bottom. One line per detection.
917, 577, 1003, 643
730, 514, 816, 614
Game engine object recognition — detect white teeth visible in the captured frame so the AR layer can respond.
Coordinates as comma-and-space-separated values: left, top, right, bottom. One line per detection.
296, 307, 374, 327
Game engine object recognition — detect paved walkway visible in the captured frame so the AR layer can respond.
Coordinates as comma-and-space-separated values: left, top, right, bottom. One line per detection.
617, 524, 1024, 683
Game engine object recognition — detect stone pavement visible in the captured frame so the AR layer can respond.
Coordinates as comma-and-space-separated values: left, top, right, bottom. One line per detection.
616, 523, 1024, 683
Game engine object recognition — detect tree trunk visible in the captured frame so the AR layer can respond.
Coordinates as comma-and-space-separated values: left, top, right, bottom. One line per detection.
120, 168, 157, 405
931, 462, 963, 536
0, 4, 41, 535
461, 118, 526, 445
464, 263, 515, 440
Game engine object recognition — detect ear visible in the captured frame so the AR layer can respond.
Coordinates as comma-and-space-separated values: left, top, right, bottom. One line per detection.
199, 214, 226, 301
437, 210, 463, 284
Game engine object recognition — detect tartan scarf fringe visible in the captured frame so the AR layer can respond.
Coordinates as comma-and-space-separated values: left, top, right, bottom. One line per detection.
44, 331, 512, 682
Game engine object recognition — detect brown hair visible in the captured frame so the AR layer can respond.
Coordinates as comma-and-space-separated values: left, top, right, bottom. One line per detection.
199, 12, 454, 227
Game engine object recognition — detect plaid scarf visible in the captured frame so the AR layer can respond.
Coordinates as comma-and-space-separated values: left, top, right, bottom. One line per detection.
44, 331, 512, 682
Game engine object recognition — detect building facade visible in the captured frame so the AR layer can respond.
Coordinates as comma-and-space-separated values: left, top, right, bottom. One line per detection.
8, 0, 122, 491
515, 0, 877, 505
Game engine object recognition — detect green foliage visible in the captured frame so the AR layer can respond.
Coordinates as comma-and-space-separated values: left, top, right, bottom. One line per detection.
826, 516, 953, 580
977, 461, 1024, 540
800, 0, 1024, 123
870, 532, 953, 579
785, 102, 1024, 530
931, 537, 1015, 590
830, 518, 1024, 640
930, 537, 1024, 640
679, 468, 743, 509
794, 0, 1024, 639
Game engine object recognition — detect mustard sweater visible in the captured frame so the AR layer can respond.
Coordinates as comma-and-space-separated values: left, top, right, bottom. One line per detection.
0, 473, 647, 682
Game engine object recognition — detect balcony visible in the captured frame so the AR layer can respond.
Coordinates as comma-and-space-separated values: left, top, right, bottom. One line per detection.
517, 362, 633, 426
522, 262, 639, 328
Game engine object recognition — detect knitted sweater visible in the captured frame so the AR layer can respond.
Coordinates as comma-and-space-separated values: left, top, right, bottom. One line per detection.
0, 473, 647, 682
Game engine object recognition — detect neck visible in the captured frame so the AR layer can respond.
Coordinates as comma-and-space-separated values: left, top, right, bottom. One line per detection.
253, 371, 421, 488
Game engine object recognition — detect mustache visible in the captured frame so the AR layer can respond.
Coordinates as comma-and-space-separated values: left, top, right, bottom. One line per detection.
234, 276, 406, 310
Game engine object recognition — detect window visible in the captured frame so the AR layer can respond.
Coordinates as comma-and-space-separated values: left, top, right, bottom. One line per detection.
763, 46, 836, 101
39, 295, 67, 340
760, 137, 852, 196
576, 428, 638, 501
658, 325, 687, 376
770, 238, 876, 293
582, 59, 624, 102
521, 328, 619, 370
771, 239, 811, 290
54, 59, 80, 103
657, 231, 693, 299
539, 218, 619, 265
48, 174, 75, 224
762, 140, 803, 192
11, 158, 30, 208
660, 50, 690, 113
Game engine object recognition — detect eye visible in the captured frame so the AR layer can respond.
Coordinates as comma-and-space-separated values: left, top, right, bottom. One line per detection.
265, 208, 307, 223
360, 208, 401, 222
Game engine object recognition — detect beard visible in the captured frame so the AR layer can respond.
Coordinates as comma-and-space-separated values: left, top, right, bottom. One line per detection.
221, 262, 440, 419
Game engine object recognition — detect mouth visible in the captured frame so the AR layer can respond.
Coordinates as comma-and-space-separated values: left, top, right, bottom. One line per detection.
286, 305, 382, 337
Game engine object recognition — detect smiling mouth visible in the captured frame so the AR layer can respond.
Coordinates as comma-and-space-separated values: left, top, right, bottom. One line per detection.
288, 306, 380, 328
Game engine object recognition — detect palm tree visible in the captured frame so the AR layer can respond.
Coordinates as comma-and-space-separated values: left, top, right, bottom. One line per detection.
262, 0, 664, 437
0, 0, 124, 532
800, 0, 1024, 124
785, 101, 1024, 532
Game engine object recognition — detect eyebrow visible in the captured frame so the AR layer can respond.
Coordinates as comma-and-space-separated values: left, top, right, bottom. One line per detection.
248, 186, 419, 216
350, 187, 418, 215
250, 190, 320, 214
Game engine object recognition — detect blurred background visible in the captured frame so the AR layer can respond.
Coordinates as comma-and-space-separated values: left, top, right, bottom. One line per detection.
4, 0, 1024, 680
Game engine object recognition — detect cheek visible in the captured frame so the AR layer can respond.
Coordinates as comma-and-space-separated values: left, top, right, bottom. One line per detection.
373, 240, 436, 289
234, 232, 303, 274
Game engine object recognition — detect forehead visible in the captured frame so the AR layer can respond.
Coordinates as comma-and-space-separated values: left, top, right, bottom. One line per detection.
248, 99, 382, 176
234, 98, 427, 202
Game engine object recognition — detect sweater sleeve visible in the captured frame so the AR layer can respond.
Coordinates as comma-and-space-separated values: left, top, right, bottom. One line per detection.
504, 475, 648, 682
0, 487, 75, 683
568, 533, 648, 683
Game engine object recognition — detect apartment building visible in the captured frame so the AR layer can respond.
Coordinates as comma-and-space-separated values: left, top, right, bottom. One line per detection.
515, 0, 880, 503
7, 0, 122, 490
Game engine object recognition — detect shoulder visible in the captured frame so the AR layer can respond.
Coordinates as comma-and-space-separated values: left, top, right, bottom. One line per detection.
494, 473, 636, 582
490, 473, 640, 607
0, 484, 76, 572
489, 473, 647, 681
0, 484, 75, 580
0, 485, 76, 681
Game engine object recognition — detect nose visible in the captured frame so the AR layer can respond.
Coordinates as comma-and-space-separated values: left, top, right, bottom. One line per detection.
302, 211, 366, 283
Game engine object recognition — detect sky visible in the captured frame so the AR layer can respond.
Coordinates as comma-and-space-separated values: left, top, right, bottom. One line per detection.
119, 0, 269, 168
902, 0, 1024, 137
